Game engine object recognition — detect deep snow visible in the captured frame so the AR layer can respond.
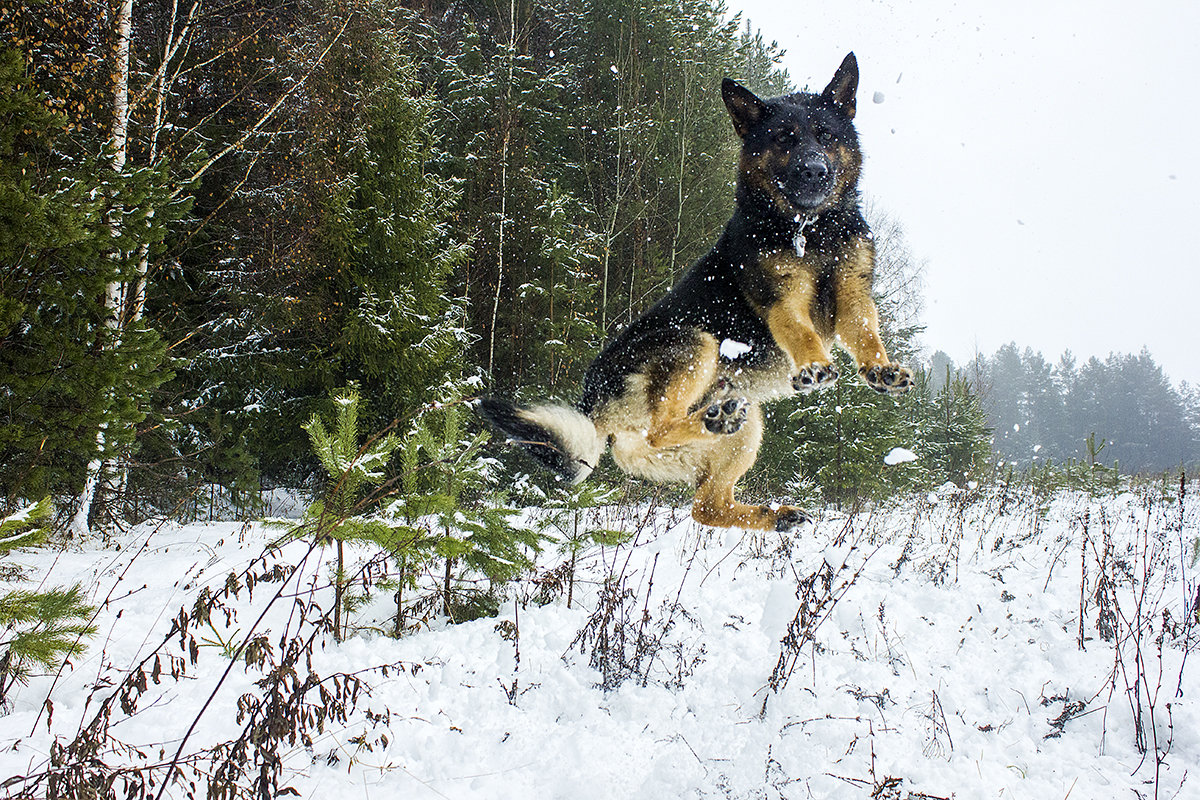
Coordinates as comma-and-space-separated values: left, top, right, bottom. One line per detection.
2, 484, 1197, 799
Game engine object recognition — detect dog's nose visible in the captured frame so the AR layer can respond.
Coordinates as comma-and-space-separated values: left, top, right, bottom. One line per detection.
797, 157, 829, 183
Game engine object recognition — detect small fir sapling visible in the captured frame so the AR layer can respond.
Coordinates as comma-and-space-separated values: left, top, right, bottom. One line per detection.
280, 389, 403, 641
386, 396, 545, 624
539, 482, 628, 608
0, 498, 97, 706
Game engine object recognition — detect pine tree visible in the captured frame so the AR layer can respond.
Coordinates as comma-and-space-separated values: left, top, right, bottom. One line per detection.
563, 0, 769, 340
1052, 351, 1080, 458
431, 17, 602, 393
981, 343, 1032, 466
980, 345, 1197, 475
293, 388, 402, 642
537, 482, 627, 608
0, 498, 97, 707
388, 396, 544, 623
1180, 382, 1200, 464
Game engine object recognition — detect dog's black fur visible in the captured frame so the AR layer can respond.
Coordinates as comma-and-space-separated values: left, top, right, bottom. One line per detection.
480, 53, 911, 531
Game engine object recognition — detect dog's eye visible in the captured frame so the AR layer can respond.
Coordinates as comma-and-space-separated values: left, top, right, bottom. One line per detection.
773, 129, 796, 146
815, 127, 834, 144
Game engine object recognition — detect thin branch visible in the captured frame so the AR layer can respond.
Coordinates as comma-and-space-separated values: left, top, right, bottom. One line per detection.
172, 12, 354, 198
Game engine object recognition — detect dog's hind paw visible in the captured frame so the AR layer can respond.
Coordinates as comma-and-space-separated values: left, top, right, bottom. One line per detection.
792, 362, 838, 393
859, 363, 913, 395
772, 506, 810, 532
703, 397, 749, 434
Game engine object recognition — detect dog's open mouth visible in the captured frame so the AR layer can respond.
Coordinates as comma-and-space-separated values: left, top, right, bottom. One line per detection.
777, 180, 832, 212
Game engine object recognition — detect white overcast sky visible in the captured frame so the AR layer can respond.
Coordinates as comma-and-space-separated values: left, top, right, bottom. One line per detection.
730, 0, 1200, 384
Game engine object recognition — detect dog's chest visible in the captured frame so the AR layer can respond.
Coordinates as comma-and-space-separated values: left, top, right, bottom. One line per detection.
750, 250, 837, 332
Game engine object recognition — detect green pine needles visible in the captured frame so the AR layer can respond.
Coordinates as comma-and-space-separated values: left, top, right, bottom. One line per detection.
303, 391, 402, 524
287, 389, 403, 641
0, 498, 97, 706
386, 394, 543, 626
284, 388, 544, 640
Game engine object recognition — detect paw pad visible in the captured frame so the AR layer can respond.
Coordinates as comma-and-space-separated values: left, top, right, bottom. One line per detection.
703, 397, 749, 434
859, 363, 913, 395
792, 362, 839, 394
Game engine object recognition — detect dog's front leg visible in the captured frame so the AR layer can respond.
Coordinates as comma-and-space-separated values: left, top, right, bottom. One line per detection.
833, 242, 912, 394
762, 277, 838, 394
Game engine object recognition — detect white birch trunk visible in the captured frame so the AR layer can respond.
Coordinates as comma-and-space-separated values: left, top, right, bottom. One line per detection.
71, 0, 133, 538
72, 4, 348, 536
132, 0, 201, 324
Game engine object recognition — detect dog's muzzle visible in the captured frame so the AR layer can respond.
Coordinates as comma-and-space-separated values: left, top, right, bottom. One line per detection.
785, 152, 835, 210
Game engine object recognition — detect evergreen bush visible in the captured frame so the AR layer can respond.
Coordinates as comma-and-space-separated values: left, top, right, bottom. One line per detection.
0, 498, 96, 707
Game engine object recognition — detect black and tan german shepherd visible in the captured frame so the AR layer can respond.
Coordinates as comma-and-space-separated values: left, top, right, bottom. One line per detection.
480, 53, 911, 531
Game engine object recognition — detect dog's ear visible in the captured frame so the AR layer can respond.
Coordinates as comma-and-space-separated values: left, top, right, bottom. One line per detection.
722, 79, 769, 138
821, 52, 859, 119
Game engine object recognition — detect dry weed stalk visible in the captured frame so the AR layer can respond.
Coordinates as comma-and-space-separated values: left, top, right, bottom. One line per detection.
759, 513, 880, 716
3, 526, 418, 800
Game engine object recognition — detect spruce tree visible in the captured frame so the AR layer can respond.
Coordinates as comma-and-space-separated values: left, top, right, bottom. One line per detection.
0, 498, 97, 707
786, 351, 925, 508
166, 5, 470, 480
915, 366, 992, 488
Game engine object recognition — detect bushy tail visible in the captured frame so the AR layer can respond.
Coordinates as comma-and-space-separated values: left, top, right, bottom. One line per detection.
477, 398, 604, 484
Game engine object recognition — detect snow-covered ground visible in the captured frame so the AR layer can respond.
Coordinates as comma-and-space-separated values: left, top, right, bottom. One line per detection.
2, 484, 1197, 799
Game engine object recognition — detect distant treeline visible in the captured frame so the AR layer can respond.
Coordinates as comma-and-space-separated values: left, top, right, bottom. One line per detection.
933, 345, 1200, 475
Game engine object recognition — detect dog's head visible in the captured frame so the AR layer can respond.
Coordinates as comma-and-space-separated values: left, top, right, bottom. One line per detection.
723, 53, 863, 219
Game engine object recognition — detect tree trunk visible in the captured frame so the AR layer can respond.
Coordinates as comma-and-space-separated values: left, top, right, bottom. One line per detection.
668, 61, 691, 279
567, 548, 577, 610
130, 0, 200, 324
71, 0, 133, 538
443, 554, 455, 620
487, 0, 517, 380
393, 555, 406, 637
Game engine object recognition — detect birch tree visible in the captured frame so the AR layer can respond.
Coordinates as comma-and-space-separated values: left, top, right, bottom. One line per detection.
69, 0, 135, 536
71, 0, 353, 525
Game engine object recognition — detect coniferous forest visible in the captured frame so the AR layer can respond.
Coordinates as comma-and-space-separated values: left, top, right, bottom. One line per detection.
1, 0, 1198, 526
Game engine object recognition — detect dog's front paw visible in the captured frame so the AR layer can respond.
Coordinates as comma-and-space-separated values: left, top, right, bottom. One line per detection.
772, 505, 810, 532
859, 363, 913, 395
703, 397, 749, 434
792, 362, 838, 394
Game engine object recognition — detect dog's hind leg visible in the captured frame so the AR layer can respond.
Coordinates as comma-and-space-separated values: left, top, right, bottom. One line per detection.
691, 406, 808, 532
642, 334, 745, 449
